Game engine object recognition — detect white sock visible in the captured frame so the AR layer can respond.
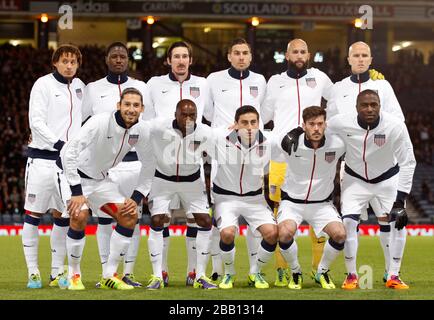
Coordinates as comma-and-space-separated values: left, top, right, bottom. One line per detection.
220, 241, 236, 275
317, 238, 344, 274
252, 240, 276, 274
210, 226, 222, 276
104, 226, 133, 279
96, 219, 113, 277
343, 217, 359, 275
279, 239, 302, 274
22, 215, 40, 277
123, 223, 140, 275
186, 223, 198, 274
148, 227, 164, 278
388, 222, 407, 278
66, 228, 86, 278
246, 225, 262, 274
195, 228, 212, 279
162, 226, 170, 273
50, 218, 69, 278
379, 221, 391, 273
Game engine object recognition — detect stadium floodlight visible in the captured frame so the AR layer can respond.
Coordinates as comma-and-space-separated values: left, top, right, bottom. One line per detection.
40, 13, 48, 23
146, 16, 155, 25
354, 18, 363, 28
251, 17, 260, 27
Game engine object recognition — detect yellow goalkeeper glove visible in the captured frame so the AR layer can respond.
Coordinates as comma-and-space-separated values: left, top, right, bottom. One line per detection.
369, 69, 385, 80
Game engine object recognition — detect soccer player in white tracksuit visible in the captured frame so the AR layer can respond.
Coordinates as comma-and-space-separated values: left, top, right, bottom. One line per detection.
146, 41, 211, 286
56, 88, 155, 291
23, 45, 85, 289
81, 42, 151, 287
204, 38, 267, 283
277, 106, 347, 290
210, 105, 278, 290
327, 89, 416, 290
327, 41, 412, 284
145, 99, 217, 290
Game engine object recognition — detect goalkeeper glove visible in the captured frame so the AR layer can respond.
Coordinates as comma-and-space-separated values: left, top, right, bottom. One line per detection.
369, 69, 385, 81
281, 126, 304, 156
391, 191, 408, 230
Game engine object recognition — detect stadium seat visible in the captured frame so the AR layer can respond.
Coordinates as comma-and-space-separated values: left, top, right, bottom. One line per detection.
12, 213, 23, 225
1, 214, 12, 225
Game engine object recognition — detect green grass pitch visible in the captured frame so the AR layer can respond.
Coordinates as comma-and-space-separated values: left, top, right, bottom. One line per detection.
1, 235, 433, 300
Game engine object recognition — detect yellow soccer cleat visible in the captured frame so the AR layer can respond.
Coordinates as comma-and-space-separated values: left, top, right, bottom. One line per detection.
219, 274, 235, 289
386, 275, 409, 290
341, 273, 358, 290
68, 274, 85, 291
146, 275, 164, 290
251, 273, 269, 289
315, 272, 336, 290
288, 273, 303, 290
274, 268, 290, 287
101, 276, 134, 290
193, 276, 218, 289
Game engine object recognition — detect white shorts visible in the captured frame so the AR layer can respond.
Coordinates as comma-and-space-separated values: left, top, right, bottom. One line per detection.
277, 200, 342, 238
56, 168, 125, 219
24, 158, 63, 213
341, 173, 398, 218
148, 177, 209, 218
213, 193, 275, 236
105, 160, 143, 218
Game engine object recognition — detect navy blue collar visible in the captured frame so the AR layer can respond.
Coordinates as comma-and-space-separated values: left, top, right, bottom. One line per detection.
304, 135, 325, 149
228, 67, 250, 80
114, 110, 131, 129
107, 71, 128, 84
169, 70, 191, 82
53, 71, 70, 84
350, 69, 370, 83
357, 115, 380, 130
286, 65, 307, 79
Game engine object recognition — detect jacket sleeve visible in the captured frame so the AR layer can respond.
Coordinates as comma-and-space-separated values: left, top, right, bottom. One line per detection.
395, 124, 416, 195
29, 78, 60, 147
383, 80, 405, 122
202, 75, 214, 123
81, 83, 93, 122
261, 76, 277, 124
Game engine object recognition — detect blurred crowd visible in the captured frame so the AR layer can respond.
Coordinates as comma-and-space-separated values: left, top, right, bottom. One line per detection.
0, 43, 433, 215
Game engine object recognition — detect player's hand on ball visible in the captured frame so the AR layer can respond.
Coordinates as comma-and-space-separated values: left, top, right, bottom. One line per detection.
369, 69, 385, 80
392, 205, 408, 230
121, 198, 138, 217
281, 126, 304, 156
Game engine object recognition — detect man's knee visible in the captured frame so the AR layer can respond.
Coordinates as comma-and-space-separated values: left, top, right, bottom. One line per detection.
151, 214, 166, 228
260, 225, 278, 244
220, 228, 235, 244
70, 210, 89, 230
193, 213, 212, 228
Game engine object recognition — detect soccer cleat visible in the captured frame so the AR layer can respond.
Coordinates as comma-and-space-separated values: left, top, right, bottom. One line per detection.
315, 271, 336, 289
386, 275, 409, 290
27, 274, 42, 289
186, 271, 196, 286
383, 271, 388, 283
101, 276, 134, 290
274, 268, 290, 287
288, 273, 303, 290
251, 273, 269, 289
219, 274, 235, 289
146, 275, 164, 290
49, 270, 68, 288
311, 270, 320, 284
341, 273, 358, 290
68, 274, 85, 291
193, 276, 218, 289
122, 274, 142, 287
162, 271, 169, 287
210, 272, 222, 284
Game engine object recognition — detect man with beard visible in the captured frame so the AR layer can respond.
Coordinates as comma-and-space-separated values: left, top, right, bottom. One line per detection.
146, 41, 211, 287
81, 42, 152, 288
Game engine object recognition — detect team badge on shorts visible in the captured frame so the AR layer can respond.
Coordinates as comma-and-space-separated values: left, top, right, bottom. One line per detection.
75, 88, 83, 99
128, 134, 139, 146
189, 140, 201, 151
374, 134, 386, 147
250, 86, 258, 98
27, 193, 36, 204
325, 151, 336, 163
190, 87, 200, 98
306, 78, 317, 88
256, 145, 266, 156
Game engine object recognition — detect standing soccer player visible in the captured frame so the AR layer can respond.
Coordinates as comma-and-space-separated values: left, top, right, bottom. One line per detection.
328, 90, 416, 290
277, 106, 346, 289
81, 42, 151, 287
57, 88, 155, 290
23, 44, 85, 289
146, 41, 211, 286
204, 38, 267, 283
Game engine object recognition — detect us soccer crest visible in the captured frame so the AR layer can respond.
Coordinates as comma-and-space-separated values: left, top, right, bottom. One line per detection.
188, 140, 201, 151
75, 88, 83, 99
305, 78, 317, 88
256, 145, 266, 156
250, 86, 258, 98
190, 87, 200, 98
128, 134, 139, 146
374, 134, 386, 147
27, 193, 36, 204
325, 151, 336, 163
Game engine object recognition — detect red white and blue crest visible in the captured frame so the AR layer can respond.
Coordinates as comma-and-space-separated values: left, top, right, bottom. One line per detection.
250, 86, 258, 98
325, 151, 336, 163
374, 134, 386, 147
256, 145, 266, 156
128, 134, 139, 146
75, 88, 83, 99
190, 87, 200, 98
189, 140, 201, 151
27, 193, 36, 204
306, 78, 317, 88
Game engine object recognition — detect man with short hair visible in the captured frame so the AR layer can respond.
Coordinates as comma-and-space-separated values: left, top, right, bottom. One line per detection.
56, 88, 155, 290
23, 44, 85, 289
